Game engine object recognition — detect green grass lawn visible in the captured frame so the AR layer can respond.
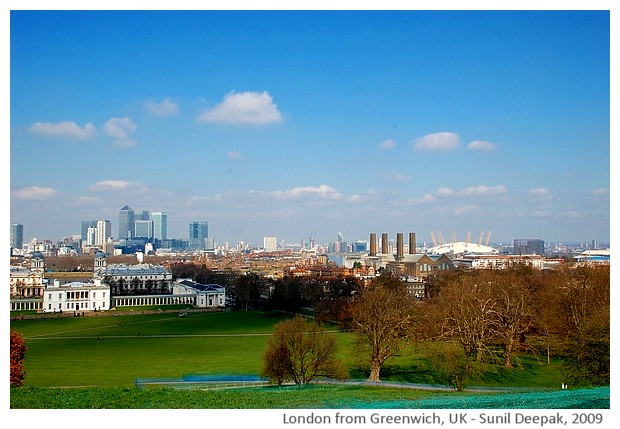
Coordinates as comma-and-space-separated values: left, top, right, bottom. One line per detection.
12, 310, 569, 389
11, 309, 607, 410
12, 310, 292, 387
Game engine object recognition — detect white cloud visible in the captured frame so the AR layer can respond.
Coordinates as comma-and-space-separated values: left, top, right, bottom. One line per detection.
104, 117, 138, 148
89, 180, 131, 191
436, 187, 455, 197
12, 186, 57, 200
418, 193, 437, 203
144, 97, 180, 116
468, 140, 496, 151
435, 185, 507, 198
413, 132, 461, 151
198, 91, 283, 125
592, 188, 609, 196
454, 205, 480, 215
104, 117, 137, 139
272, 185, 342, 200
227, 151, 243, 159
529, 187, 553, 201
28, 121, 96, 139
378, 139, 396, 150
459, 185, 507, 197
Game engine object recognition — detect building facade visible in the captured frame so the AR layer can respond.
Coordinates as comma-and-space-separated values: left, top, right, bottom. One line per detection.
11, 223, 24, 250
514, 239, 545, 256
263, 236, 277, 252
189, 221, 209, 250
10, 251, 47, 298
43, 279, 110, 313
151, 211, 167, 241
93, 252, 173, 295
119, 205, 135, 239
173, 279, 226, 308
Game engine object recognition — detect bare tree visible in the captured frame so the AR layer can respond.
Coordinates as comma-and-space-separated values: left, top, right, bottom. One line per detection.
351, 274, 418, 382
435, 271, 498, 362
262, 316, 347, 385
492, 268, 536, 368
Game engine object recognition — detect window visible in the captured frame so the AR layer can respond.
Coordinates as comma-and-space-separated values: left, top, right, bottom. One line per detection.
48, 293, 52, 299
48, 304, 51, 310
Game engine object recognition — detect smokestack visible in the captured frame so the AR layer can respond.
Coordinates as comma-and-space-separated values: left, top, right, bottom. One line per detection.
397, 233, 404, 260
381, 233, 389, 255
409, 232, 416, 254
369, 233, 377, 256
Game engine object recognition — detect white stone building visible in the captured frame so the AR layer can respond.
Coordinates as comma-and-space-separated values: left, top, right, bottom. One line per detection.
10, 251, 48, 298
173, 279, 226, 308
43, 279, 111, 313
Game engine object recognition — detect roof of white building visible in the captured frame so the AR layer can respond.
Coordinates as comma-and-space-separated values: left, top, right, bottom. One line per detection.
427, 241, 498, 255
176, 279, 225, 292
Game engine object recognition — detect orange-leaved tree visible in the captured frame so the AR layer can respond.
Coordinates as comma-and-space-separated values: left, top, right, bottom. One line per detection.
10, 331, 27, 387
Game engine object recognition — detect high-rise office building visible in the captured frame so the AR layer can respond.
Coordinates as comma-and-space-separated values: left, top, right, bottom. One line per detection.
134, 220, 154, 239
151, 212, 167, 241
81, 220, 97, 242
118, 205, 135, 239
189, 221, 209, 251
136, 210, 150, 221
11, 224, 24, 249
514, 239, 545, 256
95, 220, 112, 246
189, 221, 209, 239
264, 236, 277, 252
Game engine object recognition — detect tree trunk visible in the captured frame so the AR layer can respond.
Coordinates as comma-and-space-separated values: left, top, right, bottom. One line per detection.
368, 361, 382, 382
504, 335, 515, 368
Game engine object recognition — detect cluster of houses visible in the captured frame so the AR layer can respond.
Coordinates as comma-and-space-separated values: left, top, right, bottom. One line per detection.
10, 251, 225, 313
10, 243, 565, 313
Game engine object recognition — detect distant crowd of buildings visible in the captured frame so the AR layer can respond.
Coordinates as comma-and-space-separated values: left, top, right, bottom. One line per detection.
10, 225, 609, 314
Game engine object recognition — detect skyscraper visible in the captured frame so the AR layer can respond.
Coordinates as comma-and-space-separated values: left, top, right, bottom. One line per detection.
11, 224, 24, 249
189, 221, 209, 239
264, 236, 277, 252
189, 221, 209, 250
151, 212, 167, 241
95, 220, 112, 246
118, 205, 135, 239
81, 220, 97, 242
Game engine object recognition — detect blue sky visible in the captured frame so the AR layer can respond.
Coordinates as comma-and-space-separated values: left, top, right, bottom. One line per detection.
7, 5, 613, 247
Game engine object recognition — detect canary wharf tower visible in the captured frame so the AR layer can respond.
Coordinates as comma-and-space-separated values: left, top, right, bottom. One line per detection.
119, 205, 135, 239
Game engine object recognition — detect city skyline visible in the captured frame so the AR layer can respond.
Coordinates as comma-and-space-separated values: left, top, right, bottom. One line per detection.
7, 5, 613, 247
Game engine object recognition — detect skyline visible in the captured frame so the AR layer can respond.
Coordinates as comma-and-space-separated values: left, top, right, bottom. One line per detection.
7, 6, 613, 247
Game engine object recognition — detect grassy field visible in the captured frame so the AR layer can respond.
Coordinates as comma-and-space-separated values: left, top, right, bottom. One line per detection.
12, 310, 294, 387
10, 384, 610, 409
9, 309, 610, 409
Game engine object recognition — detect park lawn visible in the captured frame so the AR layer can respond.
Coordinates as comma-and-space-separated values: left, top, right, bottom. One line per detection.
10, 384, 610, 409
12, 310, 348, 387
12, 310, 567, 390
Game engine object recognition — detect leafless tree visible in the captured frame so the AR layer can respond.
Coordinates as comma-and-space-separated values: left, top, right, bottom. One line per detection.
351, 274, 418, 382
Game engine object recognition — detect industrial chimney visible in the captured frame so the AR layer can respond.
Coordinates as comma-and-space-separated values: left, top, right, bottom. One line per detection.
396, 232, 404, 260
381, 233, 389, 255
409, 232, 416, 254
